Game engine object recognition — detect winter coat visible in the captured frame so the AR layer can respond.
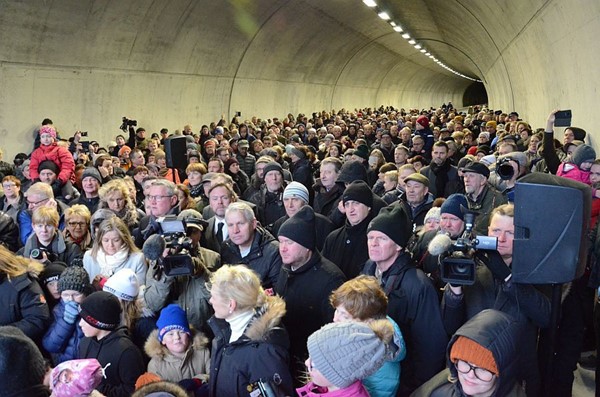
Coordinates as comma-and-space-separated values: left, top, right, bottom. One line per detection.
145, 328, 210, 383
29, 143, 75, 184
363, 317, 406, 397
296, 380, 370, 397
322, 216, 372, 279
19, 231, 82, 266
274, 252, 346, 372
313, 180, 344, 220
420, 161, 461, 198
18, 199, 68, 245
220, 226, 282, 289
246, 183, 288, 228
291, 158, 315, 202
42, 300, 84, 364
398, 192, 435, 231
0, 265, 50, 340
557, 162, 591, 185
465, 184, 507, 236
78, 327, 145, 397
83, 250, 146, 284
0, 210, 20, 252
208, 295, 294, 397
271, 211, 335, 252
236, 152, 256, 177
410, 310, 526, 397
362, 252, 448, 395
144, 247, 219, 334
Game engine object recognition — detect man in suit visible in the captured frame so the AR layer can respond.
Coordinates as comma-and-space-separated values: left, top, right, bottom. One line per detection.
201, 182, 237, 253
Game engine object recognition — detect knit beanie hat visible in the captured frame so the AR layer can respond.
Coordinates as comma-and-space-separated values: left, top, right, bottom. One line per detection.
82, 167, 103, 185
135, 372, 162, 390
186, 143, 198, 152
486, 121, 497, 129
307, 322, 389, 388
450, 335, 499, 375
478, 131, 490, 141
570, 127, 587, 142
79, 291, 122, 330
263, 162, 283, 178
424, 207, 441, 225
58, 266, 91, 294
156, 304, 192, 343
338, 160, 368, 184
0, 326, 47, 396
342, 180, 373, 208
353, 144, 370, 161
287, 145, 306, 160
367, 205, 412, 248
223, 157, 239, 172
416, 115, 429, 128
50, 359, 104, 396
103, 268, 140, 301
38, 160, 60, 175
283, 181, 309, 204
40, 261, 67, 285
118, 145, 132, 157
279, 206, 316, 250
39, 125, 57, 138
440, 193, 468, 221
571, 144, 596, 167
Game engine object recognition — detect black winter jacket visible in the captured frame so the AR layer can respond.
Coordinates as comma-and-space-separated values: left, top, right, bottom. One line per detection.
322, 216, 372, 279
271, 212, 334, 252
313, 179, 344, 220
0, 210, 20, 252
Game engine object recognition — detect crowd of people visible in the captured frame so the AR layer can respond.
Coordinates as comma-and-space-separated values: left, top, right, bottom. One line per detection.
0, 103, 597, 397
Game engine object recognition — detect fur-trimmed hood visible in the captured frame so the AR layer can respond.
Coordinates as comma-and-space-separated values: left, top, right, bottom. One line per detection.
144, 328, 209, 359
132, 380, 189, 397
244, 294, 286, 341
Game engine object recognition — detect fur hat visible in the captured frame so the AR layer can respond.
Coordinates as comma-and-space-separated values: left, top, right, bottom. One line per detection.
342, 180, 373, 208
103, 269, 140, 301
79, 291, 122, 330
307, 321, 390, 388
283, 181, 309, 204
156, 304, 191, 343
278, 206, 316, 250
38, 160, 60, 175
367, 205, 412, 248
440, 193, 468, 221
39, 125, 57, 139
58, 266, 91, 294
82, 167, 103, 185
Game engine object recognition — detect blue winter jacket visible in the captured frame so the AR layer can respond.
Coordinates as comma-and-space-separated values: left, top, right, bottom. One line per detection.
42, 300, 84, 364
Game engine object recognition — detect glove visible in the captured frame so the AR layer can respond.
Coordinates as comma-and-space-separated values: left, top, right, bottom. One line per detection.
477, 250, 512, 282
63, 301, 80, 325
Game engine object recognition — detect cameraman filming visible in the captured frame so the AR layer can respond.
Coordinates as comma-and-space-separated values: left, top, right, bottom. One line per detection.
490, 151, 529, 199
143, 209, 220, 333
441, 204, 550, 396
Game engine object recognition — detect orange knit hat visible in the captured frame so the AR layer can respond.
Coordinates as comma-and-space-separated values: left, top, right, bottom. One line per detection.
450, 336, 499, 375
135, 372, 161, 390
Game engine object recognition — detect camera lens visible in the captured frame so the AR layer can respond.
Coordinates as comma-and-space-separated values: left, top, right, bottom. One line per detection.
30, 249, 42, 260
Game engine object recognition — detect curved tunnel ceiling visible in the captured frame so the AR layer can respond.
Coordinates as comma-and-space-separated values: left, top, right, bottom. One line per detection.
0, 0, 597, 156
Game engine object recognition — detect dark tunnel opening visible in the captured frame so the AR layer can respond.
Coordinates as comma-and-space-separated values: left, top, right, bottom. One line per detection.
463, 81, 488, 107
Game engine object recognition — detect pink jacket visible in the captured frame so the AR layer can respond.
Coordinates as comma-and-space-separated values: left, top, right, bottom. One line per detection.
29, 143, 75, 184
296, 381, 370, 397
557, 162, 590, 185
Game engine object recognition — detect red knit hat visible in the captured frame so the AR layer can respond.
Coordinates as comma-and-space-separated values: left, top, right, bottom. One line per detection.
450, 336, 499, 375
416, 115, 429, 128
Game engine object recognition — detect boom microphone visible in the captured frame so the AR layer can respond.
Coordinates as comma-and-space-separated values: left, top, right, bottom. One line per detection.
142, 234, 166, 261
428, 233, 453, 256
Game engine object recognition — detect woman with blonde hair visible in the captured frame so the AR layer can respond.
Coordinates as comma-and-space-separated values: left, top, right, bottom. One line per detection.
64, 204, 93, 251
207, 265, 293, 396
98, 179, 144, 231
82, 216, 146, 286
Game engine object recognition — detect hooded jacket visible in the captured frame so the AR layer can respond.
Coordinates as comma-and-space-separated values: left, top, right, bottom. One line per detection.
29, 142, 75, 184
411, 309, 526, 397
43, 300, 85, 364
145, 328, 210, 383
220, 226, 282, 289
208, 295, 294, 397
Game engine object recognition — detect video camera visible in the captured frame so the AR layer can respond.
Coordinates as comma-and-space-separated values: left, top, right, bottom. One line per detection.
156, 216, 194, 277
120, 117, 137, 132
496, 156, 516, 180
439, 209, 497, 285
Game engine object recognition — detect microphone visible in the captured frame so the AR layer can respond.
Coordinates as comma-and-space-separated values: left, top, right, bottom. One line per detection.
142, 234, 165, 261
428, 233, 453, 256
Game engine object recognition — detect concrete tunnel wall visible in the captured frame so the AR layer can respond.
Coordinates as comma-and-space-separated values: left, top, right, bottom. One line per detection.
0, 0, 598, 159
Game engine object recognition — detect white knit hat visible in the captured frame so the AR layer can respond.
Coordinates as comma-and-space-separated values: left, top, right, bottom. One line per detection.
283, 181, 309, 203
103, 269, 139, 301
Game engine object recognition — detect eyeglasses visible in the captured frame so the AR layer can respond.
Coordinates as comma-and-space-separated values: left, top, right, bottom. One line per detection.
455, 359, 495, 382
2, 183, 17, 189
27, 197, 49, 207
67, 222, 87, 228
147, 195, 172, 202
61, 291, 84, 301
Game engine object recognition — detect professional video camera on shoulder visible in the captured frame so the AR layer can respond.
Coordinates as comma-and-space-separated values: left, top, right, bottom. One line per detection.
429, 208, 497, 285
120, 116, 137, 132
143, 216, 194, 277
496, 156, 516, 180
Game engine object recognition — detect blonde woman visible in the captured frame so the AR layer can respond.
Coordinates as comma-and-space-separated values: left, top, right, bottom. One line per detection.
64, 204, 93, 251
98, 179, 144, 231
83, 217, 146, 286
207, 265, 293, 396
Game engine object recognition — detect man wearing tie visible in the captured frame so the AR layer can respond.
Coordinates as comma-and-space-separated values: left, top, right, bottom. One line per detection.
201, 182, 237, 253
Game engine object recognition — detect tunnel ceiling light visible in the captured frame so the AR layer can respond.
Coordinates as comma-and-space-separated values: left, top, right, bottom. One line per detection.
393, 26, 403, 32
390, 21, 396, 26
363, 0, 377, 7
401, 33, 410, 39
420, 49, 426, 53
378, 12, 390, 20
414, 44, 422, 49
408, 39, 416, 45
425, 52, 430, 56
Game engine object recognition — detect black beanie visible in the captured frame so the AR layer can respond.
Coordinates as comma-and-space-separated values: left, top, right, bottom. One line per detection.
263, 162, 283, 178
354, 144, 370, 161
570, 127, 586, 142
338, 160, 368, 184
58, 266, 91, 294
38, 160, 60, 175
278, 206, 316, 250
79, 291, 122, 330
39, 261, 67, 285
367, 205, 412, 248
343, 180, 373, 208
0, 326, 47, 396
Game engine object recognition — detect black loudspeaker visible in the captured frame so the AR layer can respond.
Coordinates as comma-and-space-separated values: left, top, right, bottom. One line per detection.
164, 136, 188, 169
512, 173, 591, 284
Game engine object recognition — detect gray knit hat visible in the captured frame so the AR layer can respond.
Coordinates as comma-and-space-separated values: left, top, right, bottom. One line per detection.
58, 266, 91, 294
82, 167, 102, 185
283, 181, 309, 203
307, 321, 389, 388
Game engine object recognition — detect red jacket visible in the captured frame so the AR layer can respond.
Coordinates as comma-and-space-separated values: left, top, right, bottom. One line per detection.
29, 143, 75, 184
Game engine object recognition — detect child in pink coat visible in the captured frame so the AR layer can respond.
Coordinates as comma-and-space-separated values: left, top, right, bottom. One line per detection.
30, 125, 75, 185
